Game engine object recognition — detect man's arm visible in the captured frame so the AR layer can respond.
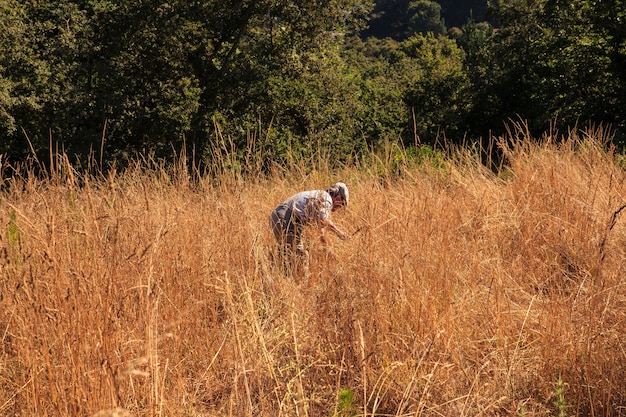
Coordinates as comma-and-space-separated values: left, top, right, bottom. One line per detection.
319, 218, 348, 245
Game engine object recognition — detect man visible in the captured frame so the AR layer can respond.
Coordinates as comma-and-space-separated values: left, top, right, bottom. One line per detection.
269, 182, 350, 271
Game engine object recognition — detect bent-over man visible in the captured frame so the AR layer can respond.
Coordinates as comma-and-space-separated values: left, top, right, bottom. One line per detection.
269, 182, 349, 272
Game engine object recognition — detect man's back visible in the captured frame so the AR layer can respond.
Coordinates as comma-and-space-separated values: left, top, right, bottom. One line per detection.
285, 190, 333, 224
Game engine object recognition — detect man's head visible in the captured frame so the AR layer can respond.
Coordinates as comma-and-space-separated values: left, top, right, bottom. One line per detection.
328, 182, 349, 209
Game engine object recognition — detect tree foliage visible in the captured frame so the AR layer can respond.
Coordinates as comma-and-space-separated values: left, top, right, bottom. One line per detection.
362, 0, 488, 40
0, 0, 374, 166
344, 33, 467, 147
466, 0, 626, 141
407, 1, 446, 36
1, 0, 626, 169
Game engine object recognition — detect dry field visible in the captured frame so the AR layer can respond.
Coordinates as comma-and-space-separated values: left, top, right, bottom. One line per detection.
1, 127, 626, 416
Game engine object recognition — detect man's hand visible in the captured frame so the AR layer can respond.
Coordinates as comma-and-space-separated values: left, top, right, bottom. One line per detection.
320, 219, 349, 242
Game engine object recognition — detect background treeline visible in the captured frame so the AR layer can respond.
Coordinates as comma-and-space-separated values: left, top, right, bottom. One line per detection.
1, 0, 625, 169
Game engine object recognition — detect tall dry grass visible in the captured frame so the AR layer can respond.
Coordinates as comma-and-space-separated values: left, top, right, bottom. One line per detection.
1, 125, 626, 416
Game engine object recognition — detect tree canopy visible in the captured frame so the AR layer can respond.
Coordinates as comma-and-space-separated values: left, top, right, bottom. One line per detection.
1, 0, 625, 169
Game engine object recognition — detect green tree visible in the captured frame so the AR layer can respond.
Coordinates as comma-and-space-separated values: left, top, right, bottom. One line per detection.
477, 0, 547, 134
401, 33, 469, 144
541, 0, 626, 136
362, 0, 413, 39
343, 36, 417, 145
344, 33, 468, 147
455, 16, 497, 137
0, 0, 97, 161
0, 0, 374, 166
362, 0, 448, 39
407, 1, 446, 36
96, 0, 374, 162
0, 1, 29, 156
467, 0, 626, 142
262, 45, 370, 163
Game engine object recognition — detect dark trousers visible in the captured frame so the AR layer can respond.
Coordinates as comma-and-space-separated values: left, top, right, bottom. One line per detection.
269, 205, 309, 273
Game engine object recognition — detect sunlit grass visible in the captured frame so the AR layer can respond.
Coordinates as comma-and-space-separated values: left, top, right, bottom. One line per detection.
1, 124, 625, 416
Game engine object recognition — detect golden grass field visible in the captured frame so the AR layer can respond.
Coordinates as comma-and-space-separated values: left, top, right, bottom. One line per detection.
1, 126, 626, 416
